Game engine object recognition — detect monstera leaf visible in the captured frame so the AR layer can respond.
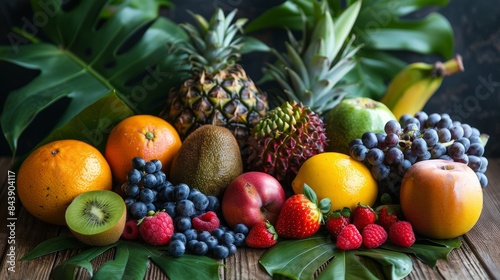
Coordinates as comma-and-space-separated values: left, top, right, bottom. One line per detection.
246, 0, 454, 100
0, 0, 189, 155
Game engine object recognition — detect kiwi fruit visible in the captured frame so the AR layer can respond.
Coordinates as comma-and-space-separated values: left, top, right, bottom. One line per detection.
65, 190, 126, 246
170, 125, 243, 196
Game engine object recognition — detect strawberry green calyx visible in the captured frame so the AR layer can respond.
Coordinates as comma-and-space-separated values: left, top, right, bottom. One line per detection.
265, 220, 278, 241
303, 184, 331, 224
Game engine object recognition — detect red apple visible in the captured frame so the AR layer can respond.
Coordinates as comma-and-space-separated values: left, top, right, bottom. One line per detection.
222, 172, 286, 229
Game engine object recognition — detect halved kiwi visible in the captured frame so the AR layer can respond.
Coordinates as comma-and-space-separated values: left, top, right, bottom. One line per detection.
65, 190, 126, 246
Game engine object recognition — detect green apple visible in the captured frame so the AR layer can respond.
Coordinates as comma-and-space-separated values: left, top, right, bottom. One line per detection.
325, 97, 396, 155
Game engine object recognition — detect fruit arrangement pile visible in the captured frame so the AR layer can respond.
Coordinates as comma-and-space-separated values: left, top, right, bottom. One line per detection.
10, 2, 490, 279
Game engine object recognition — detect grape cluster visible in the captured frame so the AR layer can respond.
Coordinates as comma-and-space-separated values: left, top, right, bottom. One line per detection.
122, 157, 249, 259
349, 112, 489, 199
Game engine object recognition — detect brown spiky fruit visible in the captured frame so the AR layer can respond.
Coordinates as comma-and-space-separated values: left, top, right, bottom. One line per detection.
159, 9, 268, 151
247, 101, 328, 184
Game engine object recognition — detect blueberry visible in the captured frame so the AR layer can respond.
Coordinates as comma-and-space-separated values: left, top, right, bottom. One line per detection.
188, 188, 202, 200
132, 157, 146, 170
212, 245, 229, 259
173, 183, 190, 201
206, 196, 220, 212
221, 232, 235, 246
151, 159, 163, 172
187, 239, 199, 252
176, 199, 195, 217
154, 171, 166, 186
145, 202, 156, 212
139, 188, 156, 204
197, 231, 211, 242
212, 228, 225, 241
124, 184, 140, 198
205, 235, 218, 250
192, 241, 208, 256
175, 217, 192, 232
158, 183, 174, 202
192, 193, 209, 211
184, 229, 198, 242
168, 239, 185, 258
142, 173, 157, 189
233, 223, 249, 235
127, 169, 142, 184
129, 201, 148, 219
171, 232, 187, 245
228, 244, 237, 256
144, 161, 157, 174
233, 232, 246, 247
124, 197, 135, 209
162, 202, 177, 218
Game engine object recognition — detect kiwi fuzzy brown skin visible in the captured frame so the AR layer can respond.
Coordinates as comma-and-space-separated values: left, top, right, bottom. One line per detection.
65, 190, 126, 247
170, 125, 243, 197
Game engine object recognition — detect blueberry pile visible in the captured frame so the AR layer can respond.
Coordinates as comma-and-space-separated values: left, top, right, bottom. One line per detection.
122, 157, 249, 259
349, 112, 489, 198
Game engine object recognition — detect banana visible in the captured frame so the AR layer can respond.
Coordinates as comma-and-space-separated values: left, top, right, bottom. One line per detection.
381, 55, 464, 120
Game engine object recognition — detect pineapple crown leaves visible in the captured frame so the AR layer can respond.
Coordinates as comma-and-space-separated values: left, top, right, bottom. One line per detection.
303, 183, 331, 224
264, 0, 363, 114
176, 8, 247, 75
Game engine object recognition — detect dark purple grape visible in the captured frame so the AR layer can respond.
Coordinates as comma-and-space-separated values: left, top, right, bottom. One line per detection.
430, 143, 447, 158
366, 148, 385, 165
468, 136, 482, 145
398, 159, 412, 175
479, 157, 489, 173
362, 132, 378, 149
439, 155, 453, 161
371, 164, 390, 180
414, 111, 428, 129
384, 120, 402, 135
417, 151, 432, 161
437, 115, 452, 129
385, 133, 399, 148
462, 124, 473, 138
448, 142, 465, 159
467, 143, 484, 156
399, 114, 413, 126
411, 138, 428, 157
471, 127, 481, 137
350, 144, 368, 161
349, 138, 363, 147
385, 147, 404, 165
468, 155, 482, 172
423, 129, 438, 147
449, 124, 464, 140
376, 133, 388, 150
455, 137, 471, 153
403, 149, 417, 164
454, 154, 469, 164
425, 113, 441, 128
477, 172, 488, 188
438, 128, 451, 142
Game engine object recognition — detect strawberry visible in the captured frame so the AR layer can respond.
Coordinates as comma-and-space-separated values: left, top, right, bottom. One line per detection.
375, 204, 400, 232
246, 220, 278, 248
336, 224, 362, 250
139, 211, 174, 246
325, 207, 351, 238
362, 224, 388, 248
351, 203, 377, 231
389, 221, 415, 247
275, 184, 331, 239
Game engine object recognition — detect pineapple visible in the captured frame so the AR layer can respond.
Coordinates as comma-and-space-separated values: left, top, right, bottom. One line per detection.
247, 1, 361, 182
264, 0, 362, 115
159, 9, 268, 149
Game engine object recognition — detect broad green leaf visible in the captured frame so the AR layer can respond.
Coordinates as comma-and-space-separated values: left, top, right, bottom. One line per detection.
20, 236, 87, 261
319, 250, 378, 280
245, 0, 314, 32
0, 0, 188, 154
93, 242, 131, 280
51, 244, 116, 279
259, 234, 336, 280
355, 249, 413, 279
150, 252, 222, 280
360, 13, 454, 59
35, 91, 134, 153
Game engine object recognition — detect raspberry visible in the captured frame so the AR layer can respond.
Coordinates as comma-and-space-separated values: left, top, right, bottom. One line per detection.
139, 212, 174, 246
121, 219, 139, 240
389, 221, 415, 247
362, 224, 387, 248
351, 203, 376, 232
336, 224, 362, 250
376, 205, 399, 232
325, 212, 350, 238
192, 211, 220, 233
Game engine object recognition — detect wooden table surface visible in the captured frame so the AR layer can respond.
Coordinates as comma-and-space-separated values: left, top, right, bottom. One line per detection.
1, 157, 499, 280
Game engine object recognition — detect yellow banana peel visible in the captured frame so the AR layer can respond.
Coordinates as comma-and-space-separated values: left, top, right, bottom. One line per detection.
381, 55, 464, 120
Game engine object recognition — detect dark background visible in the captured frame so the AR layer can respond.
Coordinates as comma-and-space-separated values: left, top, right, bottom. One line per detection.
1, 0, 499, 157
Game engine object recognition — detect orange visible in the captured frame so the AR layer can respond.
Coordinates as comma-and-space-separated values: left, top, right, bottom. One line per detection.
104, 115, 182, 185
17, 139, 113, 226
400, 159, 483, 239
292, 152, 378, 211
